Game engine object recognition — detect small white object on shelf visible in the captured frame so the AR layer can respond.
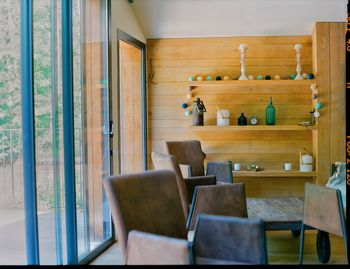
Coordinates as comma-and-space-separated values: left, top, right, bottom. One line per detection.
299, 148, 313, 172
234, 163, 241, 171
294, 44, 303, 80
248, 75, 254, 80
238, 44, 248, 80
216, 106, 230, 126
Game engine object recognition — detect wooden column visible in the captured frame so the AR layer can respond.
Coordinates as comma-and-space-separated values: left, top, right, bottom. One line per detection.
312, 22, 346, 185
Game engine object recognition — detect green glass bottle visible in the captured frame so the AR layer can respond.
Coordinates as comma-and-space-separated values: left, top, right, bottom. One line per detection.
266, 96, 276, 125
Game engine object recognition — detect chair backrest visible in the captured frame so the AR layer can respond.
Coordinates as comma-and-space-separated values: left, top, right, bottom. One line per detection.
165, 140, 206, 177
303, 182, 345, 238
187, 183, 248, 230
192, 214, 267, 264
151, 152, 190, 218
126, 230, 191, 265
206, 161, 233, 183
103, 170, 188, 262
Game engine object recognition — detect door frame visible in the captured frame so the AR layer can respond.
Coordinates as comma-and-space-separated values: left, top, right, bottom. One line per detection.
116, 29, 147, 171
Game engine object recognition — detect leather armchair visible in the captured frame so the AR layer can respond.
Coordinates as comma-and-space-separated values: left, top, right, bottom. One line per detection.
103, 170, 189, 264
192, 214, 268, 265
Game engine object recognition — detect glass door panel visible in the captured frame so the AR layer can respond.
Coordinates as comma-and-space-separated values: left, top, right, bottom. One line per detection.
73, 0, 112, 260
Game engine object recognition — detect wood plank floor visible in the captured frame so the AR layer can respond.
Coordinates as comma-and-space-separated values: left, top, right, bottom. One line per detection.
91, 230, 347, 265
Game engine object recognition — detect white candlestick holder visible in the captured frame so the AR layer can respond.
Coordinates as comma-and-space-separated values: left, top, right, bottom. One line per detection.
294, 44, 303, 80
238, 44, 248, 80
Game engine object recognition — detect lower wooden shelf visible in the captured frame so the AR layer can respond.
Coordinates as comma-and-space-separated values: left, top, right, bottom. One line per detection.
232, 170, 317, 178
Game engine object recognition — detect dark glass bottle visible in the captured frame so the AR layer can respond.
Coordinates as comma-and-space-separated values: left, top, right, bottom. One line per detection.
237, 113, 247, 125
266, 96, 276, 125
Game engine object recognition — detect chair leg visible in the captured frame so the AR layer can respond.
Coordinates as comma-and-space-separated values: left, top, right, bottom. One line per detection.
298, 223, 305, 265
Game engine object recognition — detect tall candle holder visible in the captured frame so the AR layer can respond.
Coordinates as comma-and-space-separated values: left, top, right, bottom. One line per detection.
238, 44, 248, 80
294, 44, 303, 80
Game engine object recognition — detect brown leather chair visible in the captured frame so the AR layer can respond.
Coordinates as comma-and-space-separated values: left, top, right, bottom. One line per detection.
165, 140, 206, 177
103, 170, 189, 264
192, 214, 268, 264
151, 152, 248, 230
187, 183, 247, 230
126, 230, 191, 265
151, 151, 216, 208
165, 140, 233, 184
299, 182, 347, 264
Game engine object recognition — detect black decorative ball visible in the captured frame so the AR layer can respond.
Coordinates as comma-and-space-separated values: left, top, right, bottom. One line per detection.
265, 75, 271, 80
181, 103, 188, 109
216, 76, 222, 81
307, 73, 315, 80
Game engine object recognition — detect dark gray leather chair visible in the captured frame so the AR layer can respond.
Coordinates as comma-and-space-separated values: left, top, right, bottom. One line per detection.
192, 214, 268, 265
206, 161, 233, 184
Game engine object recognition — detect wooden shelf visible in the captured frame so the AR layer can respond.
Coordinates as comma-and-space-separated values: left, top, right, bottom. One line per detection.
189, 79, 316, 88
189, 125, 315, 131
232, 170, 317, 178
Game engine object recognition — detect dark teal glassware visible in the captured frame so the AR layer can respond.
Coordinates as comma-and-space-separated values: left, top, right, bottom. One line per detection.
238, 113, 247, 125
266, 96, 276, 125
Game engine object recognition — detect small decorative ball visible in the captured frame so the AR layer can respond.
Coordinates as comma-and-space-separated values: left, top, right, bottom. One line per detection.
265, 75, 271, 80
185, 110, 192, 117
289, 74, 296, 80
188, 76, 195, 81
315, 102, 323, 110
313, 111, 320, 118
206, 75, 212, 81
216, 76, 222, 81
223, 76, 230, 81
274, 75, 281, 80
257, 75, 263, 80
181, 103, 188, 109
302, 73, 308, 79
307, 73, 315, 80
248, 75, 254, 80
186, 92, 193, 99
197, 76, 203, 81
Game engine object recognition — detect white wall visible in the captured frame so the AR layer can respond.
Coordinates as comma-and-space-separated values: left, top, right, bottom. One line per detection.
110, 0, 146, 172
131, 0, 347, 38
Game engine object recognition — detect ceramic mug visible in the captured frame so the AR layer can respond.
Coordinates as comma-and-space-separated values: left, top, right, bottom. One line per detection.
234, 163, 241, 171
284, 163, 292, 171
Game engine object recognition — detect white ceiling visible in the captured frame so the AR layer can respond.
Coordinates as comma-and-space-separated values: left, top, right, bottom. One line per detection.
129, 0, 347, 38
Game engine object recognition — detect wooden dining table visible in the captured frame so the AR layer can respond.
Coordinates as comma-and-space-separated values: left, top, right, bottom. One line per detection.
247, 196, 331, 263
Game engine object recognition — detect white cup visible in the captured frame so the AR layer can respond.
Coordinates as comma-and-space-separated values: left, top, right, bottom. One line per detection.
284, 163, 292, 171
234, 163, 241, 171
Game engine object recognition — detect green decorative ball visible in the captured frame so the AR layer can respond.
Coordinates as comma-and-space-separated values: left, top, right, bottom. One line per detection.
206, 75, 212, 81
307, 73, 315, 80
216, 76, 222, 81
257, 75, 263, 80
181, 103, 188, 109
185, 110, 192, 117
290, 74, 296, 80
315, 102, 322, 110
265, 75, 271, 80
188, 76, 195, 81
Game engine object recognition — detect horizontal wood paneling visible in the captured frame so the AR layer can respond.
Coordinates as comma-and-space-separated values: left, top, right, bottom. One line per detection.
147, 36, 314, 197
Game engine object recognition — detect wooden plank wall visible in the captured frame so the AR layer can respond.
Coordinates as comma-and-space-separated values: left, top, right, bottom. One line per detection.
312, 22, 346, 185
147, 36, 316, 197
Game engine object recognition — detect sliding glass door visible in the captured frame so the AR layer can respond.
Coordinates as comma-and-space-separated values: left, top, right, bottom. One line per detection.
0, 0, 112, 265
73, 0, 112, 260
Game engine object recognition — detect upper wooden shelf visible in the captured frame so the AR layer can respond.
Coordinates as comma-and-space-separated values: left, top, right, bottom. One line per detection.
232, 170, 317, 178
189, 125, 315, 131
188, 79, 316, 87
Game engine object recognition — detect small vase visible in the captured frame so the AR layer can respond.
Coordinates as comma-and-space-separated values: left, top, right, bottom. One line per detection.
238, 113, 247, 126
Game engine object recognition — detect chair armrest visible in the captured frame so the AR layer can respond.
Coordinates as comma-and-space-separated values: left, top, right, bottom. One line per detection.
184, 175, 216, 202
126, 230, 191, 265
